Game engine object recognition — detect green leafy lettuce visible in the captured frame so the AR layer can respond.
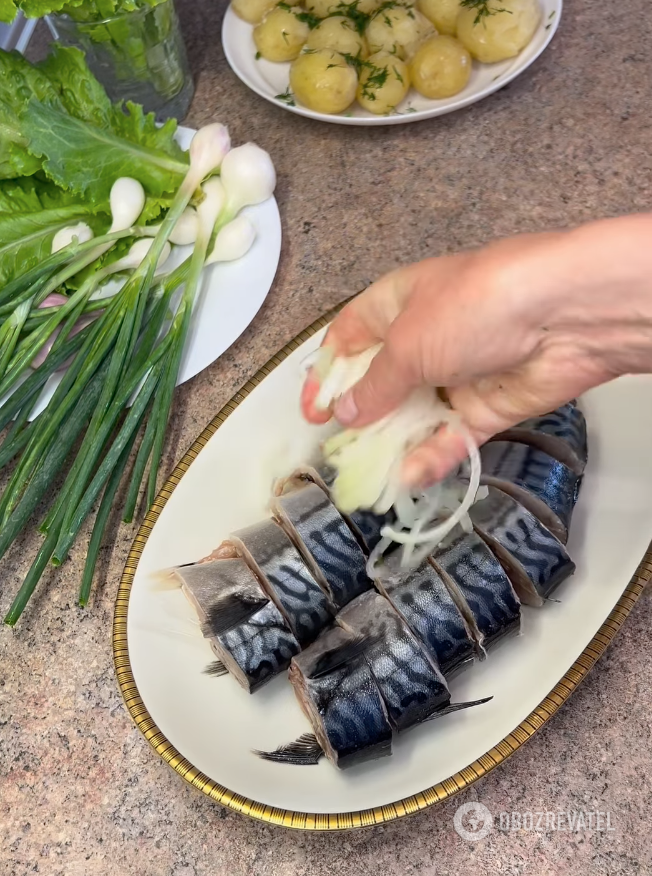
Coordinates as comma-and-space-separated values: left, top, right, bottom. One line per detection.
0, 178, 108, 286
0, 0, 17, 23
3, 0, 165, 22
0, 45, 189, 203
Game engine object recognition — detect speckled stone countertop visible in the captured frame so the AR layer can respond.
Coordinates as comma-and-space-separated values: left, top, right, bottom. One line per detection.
3, 1, 652, 873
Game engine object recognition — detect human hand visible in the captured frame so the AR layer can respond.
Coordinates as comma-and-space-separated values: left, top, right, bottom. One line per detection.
302, 214, 652, 486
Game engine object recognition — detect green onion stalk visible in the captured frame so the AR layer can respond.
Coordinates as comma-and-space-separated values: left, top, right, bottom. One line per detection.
2, 124, 233, 625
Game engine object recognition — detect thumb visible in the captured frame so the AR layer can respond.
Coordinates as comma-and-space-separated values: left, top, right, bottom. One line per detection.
334, 340, 419, 427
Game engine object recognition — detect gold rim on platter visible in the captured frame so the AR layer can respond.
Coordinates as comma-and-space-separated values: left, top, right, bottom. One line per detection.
113, 305, 652, 831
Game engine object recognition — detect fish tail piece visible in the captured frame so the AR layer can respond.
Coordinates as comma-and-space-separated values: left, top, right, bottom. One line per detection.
254, 733, 324, 765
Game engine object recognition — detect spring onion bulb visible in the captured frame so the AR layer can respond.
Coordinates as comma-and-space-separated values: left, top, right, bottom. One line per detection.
189, 123, 231, 184
314, 346, 484, 574
205, 215, 256, 265
142, 208, 199, 246
107, 239, 172, 275
220, 143, 277, 216
51, 223, 94, 254
109, 178, 146, 233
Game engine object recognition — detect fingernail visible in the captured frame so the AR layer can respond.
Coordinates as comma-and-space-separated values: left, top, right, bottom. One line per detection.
334, 392, 359, 425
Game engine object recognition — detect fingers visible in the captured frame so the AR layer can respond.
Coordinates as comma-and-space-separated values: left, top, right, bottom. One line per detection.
401, 422, 491, 487
324, 265, 422, 356
302, 264, 425, 424
333, 334, 420, 426
300, 373, 332, 425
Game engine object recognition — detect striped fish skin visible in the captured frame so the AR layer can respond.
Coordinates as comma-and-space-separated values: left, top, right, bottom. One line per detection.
279, 463, 393, 554
231, 520, 336, 647
290, 626, 393, 768
310, 463, 394, 554
348, 508, 393, 554
470, 486, 575, 607
480, 441, 581, 543
271, 484, 371, 609
492, 403, 588, 475
215, 602, 301, 692
337, 591, 450, 732
376, 559, 476, 678
176, 559, 301, 692
432, 528, 521, 652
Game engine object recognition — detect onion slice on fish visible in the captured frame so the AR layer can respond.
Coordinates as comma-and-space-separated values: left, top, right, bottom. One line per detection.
311, 346, 484, 575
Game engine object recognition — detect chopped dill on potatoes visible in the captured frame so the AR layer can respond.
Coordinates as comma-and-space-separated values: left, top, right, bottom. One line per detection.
460, 0, 510, 25
275, 86, 296, 105
361, 64, 389, 99
277, 1, 322, 27
332, 0, 372, 34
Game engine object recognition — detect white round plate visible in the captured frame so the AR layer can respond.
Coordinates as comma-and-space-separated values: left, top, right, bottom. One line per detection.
117, 314, 652, 828
222, 0, 562, 126
17, 126, 281, 419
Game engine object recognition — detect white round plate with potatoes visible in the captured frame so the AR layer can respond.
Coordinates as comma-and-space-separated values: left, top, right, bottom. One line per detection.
222, 0, 562, 126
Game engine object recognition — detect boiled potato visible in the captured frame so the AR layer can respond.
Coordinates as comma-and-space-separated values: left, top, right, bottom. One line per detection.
457, 0, 541, 63
304, 0, 340, 17
409, 34, 470, 97
231, 0, 278, 25
365, 5, 435, 61
416, 0, 461, 34
306, 16, 368, 57
290, 49, 358, 113
253, 7, 310, 62
357, 51, 410, 114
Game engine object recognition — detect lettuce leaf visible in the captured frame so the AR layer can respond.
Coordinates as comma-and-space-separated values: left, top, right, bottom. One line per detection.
0, 0, 17, 23
0, 49, 62, 112
0, 178, 108, 285
0, 101, 42, 178
0, 46, 188, 200
37, 44, 114, 128
20, 98, 188, 204
111, 101, 187, 164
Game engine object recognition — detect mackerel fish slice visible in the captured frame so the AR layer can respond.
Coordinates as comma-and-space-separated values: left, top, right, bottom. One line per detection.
491, 402, 588, 475
431, 527, 521, 655
376, 557, 476, 678
274, 462, 393, 554
271, 483, 371, 610
480, 440, 581, 544
175, 558, 300, 693
227, 519, 337, 648
337, 590, 450, 732
289, 624, 393, 768
470, 486, 576, 608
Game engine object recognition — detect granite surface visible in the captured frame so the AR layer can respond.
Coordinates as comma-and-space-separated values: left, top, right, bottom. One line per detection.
3, 1, 652, 873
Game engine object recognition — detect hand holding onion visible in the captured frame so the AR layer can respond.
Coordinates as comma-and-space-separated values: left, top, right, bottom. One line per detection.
301, 214, 652, 487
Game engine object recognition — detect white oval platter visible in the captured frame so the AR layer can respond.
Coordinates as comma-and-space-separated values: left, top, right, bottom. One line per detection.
115, 315, 652, 827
